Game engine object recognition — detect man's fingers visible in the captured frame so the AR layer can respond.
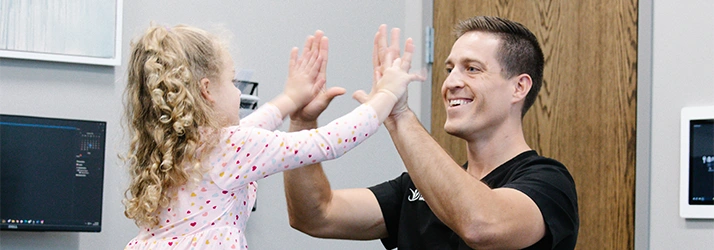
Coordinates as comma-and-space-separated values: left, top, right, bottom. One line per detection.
377, 25, 388, 72
401, 38, 414, 71
372, 67, 380, 89
352, 90, 369, 104
389, 28, 401, 54
372, 31, 380, 69
378, 25, 388, 51
321, 87, 346, 102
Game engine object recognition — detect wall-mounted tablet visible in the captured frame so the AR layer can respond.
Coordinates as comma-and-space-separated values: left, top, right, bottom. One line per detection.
680, 106, 714, 219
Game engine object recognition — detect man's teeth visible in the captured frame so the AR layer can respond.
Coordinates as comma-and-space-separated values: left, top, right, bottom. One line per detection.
449, 99, 472, 107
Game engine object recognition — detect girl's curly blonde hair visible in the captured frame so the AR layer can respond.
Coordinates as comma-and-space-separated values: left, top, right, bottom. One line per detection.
122, 24, 225, 228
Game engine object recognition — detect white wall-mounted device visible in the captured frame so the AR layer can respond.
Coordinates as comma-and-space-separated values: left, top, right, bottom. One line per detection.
680, 106, 714, 219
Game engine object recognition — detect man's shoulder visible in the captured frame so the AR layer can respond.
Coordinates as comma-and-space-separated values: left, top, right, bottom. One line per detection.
482, 150, 575, 189
509, 150, 568, 171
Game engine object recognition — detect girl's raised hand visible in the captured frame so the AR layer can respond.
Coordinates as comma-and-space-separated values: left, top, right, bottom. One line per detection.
284, 30, 328, 110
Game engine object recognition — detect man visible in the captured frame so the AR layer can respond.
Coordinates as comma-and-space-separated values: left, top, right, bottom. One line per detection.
285, 16, 579, 249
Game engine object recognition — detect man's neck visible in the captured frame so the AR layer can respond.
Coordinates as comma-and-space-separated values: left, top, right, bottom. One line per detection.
464, 127, 531, 179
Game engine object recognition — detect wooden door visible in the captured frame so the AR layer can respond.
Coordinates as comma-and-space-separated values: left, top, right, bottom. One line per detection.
431, 1, 638, 249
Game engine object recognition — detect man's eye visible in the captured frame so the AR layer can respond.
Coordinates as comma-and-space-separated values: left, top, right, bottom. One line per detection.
467, 67, 478, 72
445, 68, 453, 74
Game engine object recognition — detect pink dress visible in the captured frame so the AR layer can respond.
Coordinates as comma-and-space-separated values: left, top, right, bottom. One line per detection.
125, 103, 379, 249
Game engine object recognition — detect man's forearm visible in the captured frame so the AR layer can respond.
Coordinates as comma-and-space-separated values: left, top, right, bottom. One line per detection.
384, 110, 484, 236
283, 120, 333, 232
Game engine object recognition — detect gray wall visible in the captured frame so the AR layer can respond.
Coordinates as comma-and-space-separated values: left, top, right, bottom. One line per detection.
647, 0, 714, 249
3, 0, 714, 249
0, 1, 430, 249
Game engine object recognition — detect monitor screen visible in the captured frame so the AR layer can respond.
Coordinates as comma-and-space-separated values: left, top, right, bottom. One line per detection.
0, 114, 106, 232
689, 119, 714, 205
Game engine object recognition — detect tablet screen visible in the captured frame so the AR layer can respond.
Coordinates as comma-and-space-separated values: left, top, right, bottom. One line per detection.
689, 119, 714, 205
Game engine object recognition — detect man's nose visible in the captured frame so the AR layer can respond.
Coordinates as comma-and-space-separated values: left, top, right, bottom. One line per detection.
443, 70, 464, 89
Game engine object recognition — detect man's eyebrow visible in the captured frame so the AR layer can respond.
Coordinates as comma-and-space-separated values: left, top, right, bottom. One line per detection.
444, 57, 484, 67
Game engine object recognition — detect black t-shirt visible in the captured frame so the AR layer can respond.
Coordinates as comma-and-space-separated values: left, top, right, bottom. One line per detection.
368, 150, 579, 249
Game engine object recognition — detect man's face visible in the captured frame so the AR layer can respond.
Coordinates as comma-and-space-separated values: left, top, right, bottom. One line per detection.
441, 31, 516, 139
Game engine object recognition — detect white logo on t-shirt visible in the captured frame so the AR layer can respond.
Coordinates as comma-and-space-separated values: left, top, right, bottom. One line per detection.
408, 188, 425, 202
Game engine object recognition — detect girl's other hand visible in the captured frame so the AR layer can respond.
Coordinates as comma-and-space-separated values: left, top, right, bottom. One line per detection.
284, 30, 328, 109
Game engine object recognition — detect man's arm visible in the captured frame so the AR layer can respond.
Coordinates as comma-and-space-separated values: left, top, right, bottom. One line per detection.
383, 110, 545, 249
283, 119, 387, 240
282, 31, 387, 240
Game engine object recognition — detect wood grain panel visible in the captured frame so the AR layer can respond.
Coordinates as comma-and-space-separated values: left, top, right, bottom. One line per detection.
432, 0, 464, 161
431, 1, 638, 249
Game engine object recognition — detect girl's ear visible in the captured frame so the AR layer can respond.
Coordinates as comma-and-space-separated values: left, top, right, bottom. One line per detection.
512, 74, 532, 104
200, 78, 214, 103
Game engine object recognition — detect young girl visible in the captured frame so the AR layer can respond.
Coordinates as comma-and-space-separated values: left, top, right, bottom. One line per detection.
123, 24, 421, 249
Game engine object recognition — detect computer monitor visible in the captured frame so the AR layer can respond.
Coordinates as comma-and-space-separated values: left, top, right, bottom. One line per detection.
0, 114, 106, 232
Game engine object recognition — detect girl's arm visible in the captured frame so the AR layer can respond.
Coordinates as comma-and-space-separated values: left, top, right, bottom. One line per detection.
210, 104, 378, 190
238, 104, 284, 131
211, 36, 422, 190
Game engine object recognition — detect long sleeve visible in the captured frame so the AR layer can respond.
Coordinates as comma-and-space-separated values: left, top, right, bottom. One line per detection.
209, 104, 380, 191
238, 103, 284, 131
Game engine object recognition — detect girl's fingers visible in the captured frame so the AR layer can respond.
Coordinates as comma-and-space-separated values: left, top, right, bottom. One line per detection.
302, 35, 314, 58
384, 50, 394, 68
311, 30, 323, 55
392, 58, 403, 69
309, 55, 322, 78
318, 36, 329, 84
299, 36, 316, 69
302, 49, 315, 70
302, 32, 324, 72
288, 47, 298, 71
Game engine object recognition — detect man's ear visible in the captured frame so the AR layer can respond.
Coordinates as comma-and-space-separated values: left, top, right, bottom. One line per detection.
512, 74, 532, 104
200, 78, 214, 103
